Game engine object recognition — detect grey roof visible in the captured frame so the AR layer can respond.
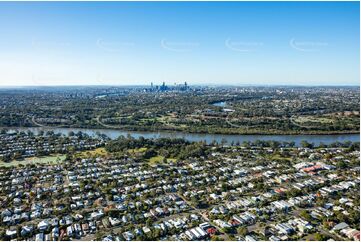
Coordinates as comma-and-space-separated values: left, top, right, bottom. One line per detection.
333, 222, 349, 231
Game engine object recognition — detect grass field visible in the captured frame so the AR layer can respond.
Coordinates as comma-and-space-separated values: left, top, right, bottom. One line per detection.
149, 155, 165, 164
148, 156, 177, 165
266, 153, 292, 162
1, 154, 66, 167
294, 116, 334, 124
127, 147, 148, 154
75, 148, 108, 158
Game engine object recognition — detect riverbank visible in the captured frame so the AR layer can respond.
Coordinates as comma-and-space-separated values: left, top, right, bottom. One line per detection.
2, 125, 360, 136
3, 126, 359, 147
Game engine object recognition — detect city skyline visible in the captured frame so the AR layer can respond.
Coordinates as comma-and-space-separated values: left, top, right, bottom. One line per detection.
0, 1, 359, 86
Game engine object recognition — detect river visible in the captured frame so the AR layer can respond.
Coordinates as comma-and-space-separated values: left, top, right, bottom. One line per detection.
7, 127, 360, 146
212, 101, 227, 107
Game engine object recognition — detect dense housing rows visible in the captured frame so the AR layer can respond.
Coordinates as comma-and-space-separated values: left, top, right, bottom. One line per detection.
0, 137, 359, 241
0, 130, 108, 162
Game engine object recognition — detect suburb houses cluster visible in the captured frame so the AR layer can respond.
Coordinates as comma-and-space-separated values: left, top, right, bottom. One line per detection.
0, 130, 107, 162
0, 136, 359, 241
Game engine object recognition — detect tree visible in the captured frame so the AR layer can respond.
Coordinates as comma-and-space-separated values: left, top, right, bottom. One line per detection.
146, 218, 153, 227
336, 160, 347, 169
314, 233, 327, 241
221, 226, 233, 234
300, 140, 314, 149
300, 210, 311, 221
211, 235, 224, 241
237, 226, 248, 237
143, 149, 157, 159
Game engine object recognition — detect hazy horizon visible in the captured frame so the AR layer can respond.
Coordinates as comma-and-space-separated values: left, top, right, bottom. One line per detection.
0, 83, 359, 89
0, 1, 359, 86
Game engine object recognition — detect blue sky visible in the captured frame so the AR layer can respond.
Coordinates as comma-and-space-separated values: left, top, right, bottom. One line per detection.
0, 1, 359, 86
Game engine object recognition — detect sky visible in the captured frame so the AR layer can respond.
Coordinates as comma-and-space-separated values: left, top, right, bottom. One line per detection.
0, 1, 359, 86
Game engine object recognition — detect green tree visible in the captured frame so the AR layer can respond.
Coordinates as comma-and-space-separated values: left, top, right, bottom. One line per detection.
237, 226, 248, 237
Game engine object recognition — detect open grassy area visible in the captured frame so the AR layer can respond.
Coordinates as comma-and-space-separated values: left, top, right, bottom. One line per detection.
266, 153, 292, 162
75, 148, 108, 158
127, 147, 148, 154
1, 154, 66, 167
294, 116, 334, 124
149, 155, 165, 165
148, 156, 177, 165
